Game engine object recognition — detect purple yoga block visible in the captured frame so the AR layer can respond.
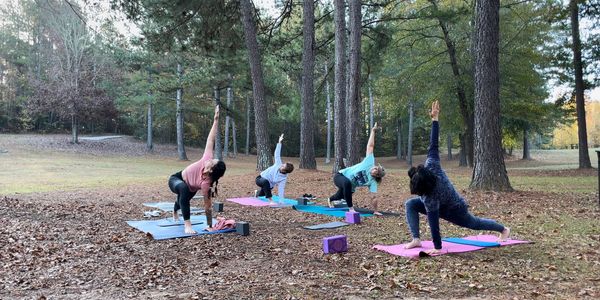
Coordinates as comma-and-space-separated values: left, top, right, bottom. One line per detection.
345, 211, 360, 224
323, 235, 348, 254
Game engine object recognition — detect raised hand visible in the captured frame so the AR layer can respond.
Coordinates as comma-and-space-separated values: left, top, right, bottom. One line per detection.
214, 105, 220, 120
371, 122, 379, 131
278, 133, 284, 143
430, 100, 440, 121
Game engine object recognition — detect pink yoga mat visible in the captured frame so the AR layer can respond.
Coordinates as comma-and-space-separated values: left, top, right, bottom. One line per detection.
373, 235, 530, 259
226, 197, 291, 207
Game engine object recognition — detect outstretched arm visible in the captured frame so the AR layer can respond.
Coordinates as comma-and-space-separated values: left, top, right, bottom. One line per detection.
203, 106, 220, 158
366, 122, 378, 156
274, 134, 284, 165
428, 101, 440, 161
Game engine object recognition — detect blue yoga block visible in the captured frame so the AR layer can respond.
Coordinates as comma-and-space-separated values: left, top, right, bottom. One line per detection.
296, 198, 309, 205
345, 211, 360, 224
236, 221, 250, 236
323, 235, 348, 254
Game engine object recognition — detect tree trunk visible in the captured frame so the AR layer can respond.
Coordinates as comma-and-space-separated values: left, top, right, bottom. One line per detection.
432, 0, 474, 167
240, 0, 271, 170
333, 0, 347, 173
71, 114, 78, 144
407, 102, 414, 166
325, 63, 332, 164
369, 74, 374, 130
176, 63, 188, 160
522, 127, 531, 160
447, 133, 453, 160
570, 0, 592, 168
146, 102, 153, 152
459, 133, 467, 166
224, 77, 232, 158
213, 86, 223, 160
346, 0, 362, 166
397, 118, 403, 160
300, 0, 317, 169
246, 95, 251, 155
232, 119, 238, 157
470, 0, 512, 191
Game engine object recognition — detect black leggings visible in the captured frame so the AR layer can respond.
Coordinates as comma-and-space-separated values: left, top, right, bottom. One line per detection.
168, 171, 197, 221
329, 173, 354, 207
255, 175, 273, 199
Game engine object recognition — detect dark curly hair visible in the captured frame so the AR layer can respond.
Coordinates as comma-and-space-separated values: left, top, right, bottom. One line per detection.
209, 160, 226, 197
408, 164, 437, 196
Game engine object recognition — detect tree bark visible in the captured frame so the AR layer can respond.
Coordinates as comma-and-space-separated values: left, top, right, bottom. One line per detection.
333, 0, 347, 173
397, 118, 403, 160
325, 63, 332, 164
346, 0, 362, 166
407, 101, 414, 166
176, 63, 188, 160
432, 0, 474, 167
213, 86, 223, 160
240, 0, 271, 170
71, 115, 78, 144
369, 74, 374, 130
224, 76, 232, 158
146, 102, 153, 152
232, 119, 238, 158
570, 0, 592, 168
470, 0, 512, 191
459, 133, 468, 166
522, 127, 531, 160
246, 95, 251, 155
300, 0, 317, 169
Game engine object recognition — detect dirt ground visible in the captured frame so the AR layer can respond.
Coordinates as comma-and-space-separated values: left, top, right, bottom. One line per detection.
1, 134, 599, 299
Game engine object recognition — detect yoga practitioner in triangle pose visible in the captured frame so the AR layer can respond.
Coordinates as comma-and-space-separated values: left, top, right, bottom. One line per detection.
168, 105, 226, 234
404, 100, 510, 255
254, 133, 294, 205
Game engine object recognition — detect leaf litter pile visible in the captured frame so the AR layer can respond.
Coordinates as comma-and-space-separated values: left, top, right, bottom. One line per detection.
1, 135, 599, 299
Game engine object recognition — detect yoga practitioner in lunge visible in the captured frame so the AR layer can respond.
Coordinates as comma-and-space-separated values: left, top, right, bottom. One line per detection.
168, 105, 226, 234
254, 133, 294, 205
404, 100, 510, 254
327, 122, 386, 213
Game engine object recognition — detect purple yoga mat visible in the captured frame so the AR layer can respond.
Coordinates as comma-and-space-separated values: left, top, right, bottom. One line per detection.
225, 197, 292, 207
373, 235, 530, 259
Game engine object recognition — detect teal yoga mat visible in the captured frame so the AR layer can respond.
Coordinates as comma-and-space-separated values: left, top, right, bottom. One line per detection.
442, 237, 500, 247
292, 205, 374, 218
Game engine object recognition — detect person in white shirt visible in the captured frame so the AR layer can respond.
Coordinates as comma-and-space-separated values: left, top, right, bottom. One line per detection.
254, 134, 294, 205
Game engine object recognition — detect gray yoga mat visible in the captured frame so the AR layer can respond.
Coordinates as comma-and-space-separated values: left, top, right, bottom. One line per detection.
303, 221, 350, 230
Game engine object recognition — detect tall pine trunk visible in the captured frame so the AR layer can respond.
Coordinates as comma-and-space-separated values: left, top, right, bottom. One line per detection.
397, 118, 403, 160
224, 77, 232, 158
232, 119, 238, 157
447, 133, 453, 160
240, 0, 271, 170
459, 133, 468, 166
333, 0, 347, 173
300, 0, 317, 169
432, 0, 473, 167
368, 74, 374, 129
246, 95, 251, 155
522, 127, 531, 160
176, 63, 188, 160
407, 102, 414, 166
325, 64, 332, 164
213, 86, 223, 160
570, 0, 592, 168
470, 0, 512, 191
346, 0, 362, 166
71, 115, 78, 144
146, 103, 153, 152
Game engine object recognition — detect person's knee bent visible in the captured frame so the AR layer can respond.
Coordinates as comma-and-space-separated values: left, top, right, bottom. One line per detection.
405, 198, 420, 210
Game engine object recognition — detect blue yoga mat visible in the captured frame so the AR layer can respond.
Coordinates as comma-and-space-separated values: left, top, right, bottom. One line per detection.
143, 202, 204, 214
442, 237, 500, 247
127, 215, 235, 240
303, 221, 349, 230
258, 196, 314, 206
292, 205, 374, 218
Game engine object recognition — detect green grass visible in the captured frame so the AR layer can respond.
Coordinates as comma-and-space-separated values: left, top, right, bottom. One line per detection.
450, 175, 597, 193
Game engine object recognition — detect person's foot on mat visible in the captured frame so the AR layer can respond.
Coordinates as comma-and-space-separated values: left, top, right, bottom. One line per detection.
373, 211, 383, 216
498, 227, 510, 242
404, 238, 422, 249
173, 211, 179, 222
184, 225, 197, 235
254, 190, 258, 197
327, 198, 334, 208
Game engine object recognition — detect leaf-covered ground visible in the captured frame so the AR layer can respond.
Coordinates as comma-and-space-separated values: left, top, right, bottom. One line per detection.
1, 134, 599, 299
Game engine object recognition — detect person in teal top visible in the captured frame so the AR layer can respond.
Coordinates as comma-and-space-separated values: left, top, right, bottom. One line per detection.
328, 123, 386, 212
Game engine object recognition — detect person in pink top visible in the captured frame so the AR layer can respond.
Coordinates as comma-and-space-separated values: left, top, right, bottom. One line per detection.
168, 105, 226, 234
